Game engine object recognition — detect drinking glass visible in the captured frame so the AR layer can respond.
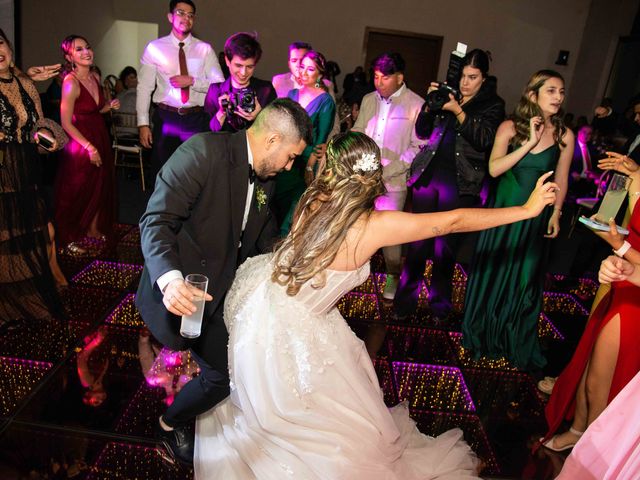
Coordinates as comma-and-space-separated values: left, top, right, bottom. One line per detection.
596, 173, 630, 223
180, 274, 209, 338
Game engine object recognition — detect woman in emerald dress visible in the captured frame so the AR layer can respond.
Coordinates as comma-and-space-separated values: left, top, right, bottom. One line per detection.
462, 70, 573, 370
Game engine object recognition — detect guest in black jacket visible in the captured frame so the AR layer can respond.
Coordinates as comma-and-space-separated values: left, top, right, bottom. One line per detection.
395, 49, 505, 319
204, 32, 276, 133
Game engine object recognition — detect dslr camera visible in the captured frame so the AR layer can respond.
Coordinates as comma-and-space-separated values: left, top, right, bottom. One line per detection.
426, 42, 468, 111
221, 88, 257, 115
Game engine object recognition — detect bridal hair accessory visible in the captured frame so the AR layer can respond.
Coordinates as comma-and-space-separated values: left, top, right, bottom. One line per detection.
353, 153, 379, 173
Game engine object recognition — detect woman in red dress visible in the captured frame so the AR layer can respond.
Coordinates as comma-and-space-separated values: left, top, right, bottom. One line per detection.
542, 152, 640, 451
56, 35, 119, 251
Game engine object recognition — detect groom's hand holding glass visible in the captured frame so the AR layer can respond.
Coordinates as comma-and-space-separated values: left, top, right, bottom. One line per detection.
162, 278, 213, 317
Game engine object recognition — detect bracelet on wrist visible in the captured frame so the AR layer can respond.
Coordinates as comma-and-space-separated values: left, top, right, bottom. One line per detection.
305, 166, 314, 172
613, 240, 632, 258
455, 110, 464, 118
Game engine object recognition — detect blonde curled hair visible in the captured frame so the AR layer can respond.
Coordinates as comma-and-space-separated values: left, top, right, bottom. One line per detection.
272, 132, 386, 296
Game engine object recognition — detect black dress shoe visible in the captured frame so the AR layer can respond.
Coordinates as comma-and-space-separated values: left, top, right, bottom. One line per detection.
156, 420, 194, 466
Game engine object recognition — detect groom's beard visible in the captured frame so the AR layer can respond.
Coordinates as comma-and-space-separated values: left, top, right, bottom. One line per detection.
256, 153, 286, 180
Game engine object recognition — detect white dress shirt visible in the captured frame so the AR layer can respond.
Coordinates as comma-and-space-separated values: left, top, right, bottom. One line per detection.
577, 140, 592, 175
136, 32, 224, 126
242, 137, 255, 232
156, 138, 255, 292
628, 134, 640, 156
371, 84, 405, 148
352, 84, 426, 192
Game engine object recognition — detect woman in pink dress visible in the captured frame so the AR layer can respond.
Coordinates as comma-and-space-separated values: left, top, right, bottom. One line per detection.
556, 254, 640, 480
56, 35, 119, 251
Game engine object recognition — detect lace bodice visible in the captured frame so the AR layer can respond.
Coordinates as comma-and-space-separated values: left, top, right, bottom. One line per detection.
0, 75, 39, 143
295, 263, 370, 315
224, 254, 370, 332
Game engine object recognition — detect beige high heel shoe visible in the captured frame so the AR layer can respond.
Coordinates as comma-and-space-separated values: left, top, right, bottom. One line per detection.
540, 426, 584, 452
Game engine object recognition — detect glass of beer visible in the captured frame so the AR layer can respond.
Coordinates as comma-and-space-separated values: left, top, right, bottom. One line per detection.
596, 173, 630, 223
180, 274, 209, 338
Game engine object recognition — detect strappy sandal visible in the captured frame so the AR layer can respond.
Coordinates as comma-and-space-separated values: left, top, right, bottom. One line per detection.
537, 376, 557, 395
540, 427, 584, 452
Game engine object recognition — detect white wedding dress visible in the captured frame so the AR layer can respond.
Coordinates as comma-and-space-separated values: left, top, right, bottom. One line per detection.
194, 254, 479, 479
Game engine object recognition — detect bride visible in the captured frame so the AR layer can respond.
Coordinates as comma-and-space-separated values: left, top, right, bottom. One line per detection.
194, 132, 557, 479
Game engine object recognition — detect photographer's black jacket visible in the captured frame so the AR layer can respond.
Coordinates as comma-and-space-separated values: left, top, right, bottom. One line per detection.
204, 77, 277, 132
408, 82, 505, 195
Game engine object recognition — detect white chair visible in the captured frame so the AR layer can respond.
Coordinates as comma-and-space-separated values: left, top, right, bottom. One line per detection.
111, 111, 146, 191
569, 170, 611, 237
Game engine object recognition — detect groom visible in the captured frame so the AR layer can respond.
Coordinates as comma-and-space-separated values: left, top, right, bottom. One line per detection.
136, 98, 312, 465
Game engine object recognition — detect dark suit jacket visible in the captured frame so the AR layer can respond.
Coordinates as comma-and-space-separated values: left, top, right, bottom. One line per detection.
625, 133, 640, 163
204, 76, 277, 132
135, 130, 278, 364
569, 140, 601, 198
570, 140, 601, 175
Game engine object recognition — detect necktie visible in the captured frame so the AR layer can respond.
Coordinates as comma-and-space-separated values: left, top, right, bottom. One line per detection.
178, 42, 189, 104
248, 164, 257, 184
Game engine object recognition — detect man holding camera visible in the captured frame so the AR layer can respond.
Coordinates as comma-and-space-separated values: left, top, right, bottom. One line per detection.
204, 32, 276, 133
352, 53, 426, 302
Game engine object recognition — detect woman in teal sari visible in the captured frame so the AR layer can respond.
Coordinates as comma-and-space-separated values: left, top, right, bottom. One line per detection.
462, 70, 573, 370
275, 50, 335, 235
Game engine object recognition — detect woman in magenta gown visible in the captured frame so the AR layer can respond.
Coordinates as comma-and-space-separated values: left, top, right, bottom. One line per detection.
541, 152, 640, 451
56, 35, 118, 249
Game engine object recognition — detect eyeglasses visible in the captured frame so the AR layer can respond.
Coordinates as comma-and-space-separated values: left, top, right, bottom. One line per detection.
174, 9, 195, 19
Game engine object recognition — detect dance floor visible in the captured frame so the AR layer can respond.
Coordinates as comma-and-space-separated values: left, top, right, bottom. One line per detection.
0, 224, 595, 479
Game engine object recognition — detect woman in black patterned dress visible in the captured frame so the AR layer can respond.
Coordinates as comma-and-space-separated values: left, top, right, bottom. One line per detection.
0, 29, 62, 327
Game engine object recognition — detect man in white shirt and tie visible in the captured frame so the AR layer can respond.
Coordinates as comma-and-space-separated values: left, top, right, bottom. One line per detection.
137, 0, 224, 181
569, 125, 600, 198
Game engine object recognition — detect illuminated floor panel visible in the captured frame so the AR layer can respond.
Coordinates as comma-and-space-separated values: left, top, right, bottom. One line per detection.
0, 242, 591, 479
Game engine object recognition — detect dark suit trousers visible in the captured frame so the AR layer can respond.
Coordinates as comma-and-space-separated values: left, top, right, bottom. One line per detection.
150, 108, 210, 183
163, 312, 230, 427
395, 163, 478, 316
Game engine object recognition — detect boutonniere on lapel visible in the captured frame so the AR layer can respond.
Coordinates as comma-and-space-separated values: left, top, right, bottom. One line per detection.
255, 186, 267, 212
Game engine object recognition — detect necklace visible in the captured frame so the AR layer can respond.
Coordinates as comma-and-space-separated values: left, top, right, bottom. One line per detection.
0, 73, 14, 84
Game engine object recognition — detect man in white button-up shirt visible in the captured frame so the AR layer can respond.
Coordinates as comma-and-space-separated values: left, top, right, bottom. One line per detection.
352, 53, 426, 302
136, 0, 224, 181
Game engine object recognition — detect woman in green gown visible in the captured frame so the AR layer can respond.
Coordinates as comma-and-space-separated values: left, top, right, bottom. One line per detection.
462, 70, 573, 370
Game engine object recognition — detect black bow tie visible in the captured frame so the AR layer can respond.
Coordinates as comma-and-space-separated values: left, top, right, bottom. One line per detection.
248, 164, 257, 184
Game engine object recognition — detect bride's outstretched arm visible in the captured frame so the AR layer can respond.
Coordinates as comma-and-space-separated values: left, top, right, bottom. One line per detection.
365, 171, 557, 254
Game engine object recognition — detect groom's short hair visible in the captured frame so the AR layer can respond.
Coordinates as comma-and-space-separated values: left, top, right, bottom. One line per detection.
252, 98, 313, 146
